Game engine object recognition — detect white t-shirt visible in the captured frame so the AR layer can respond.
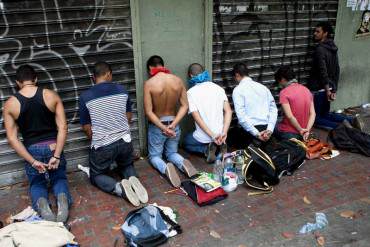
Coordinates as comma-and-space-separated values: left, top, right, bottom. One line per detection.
187, 81, 228, 143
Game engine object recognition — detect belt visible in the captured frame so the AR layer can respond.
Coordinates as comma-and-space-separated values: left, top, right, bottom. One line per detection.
161, 120, 173, 126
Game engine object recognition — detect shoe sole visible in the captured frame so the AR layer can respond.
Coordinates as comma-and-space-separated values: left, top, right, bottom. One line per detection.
182, 159, 198, 177
121, 179, 140, 207
165, 163, 181, 188
206, 143, 217, 163
129, 176, 149, 204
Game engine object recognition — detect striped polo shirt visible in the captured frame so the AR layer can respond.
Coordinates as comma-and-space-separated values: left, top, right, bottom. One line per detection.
79, 81, 132, 149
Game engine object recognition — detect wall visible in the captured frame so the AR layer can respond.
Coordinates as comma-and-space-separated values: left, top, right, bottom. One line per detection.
0, 0, 138, 186
332, 2, 370, 110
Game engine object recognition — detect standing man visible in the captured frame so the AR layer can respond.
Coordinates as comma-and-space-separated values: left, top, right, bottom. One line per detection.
309, 21, 348, 129
144, 55, 197, 188
3, 65, 71, 222
79, 61, 148, 207
183, 63, 232, 163
231, 63, 278, 148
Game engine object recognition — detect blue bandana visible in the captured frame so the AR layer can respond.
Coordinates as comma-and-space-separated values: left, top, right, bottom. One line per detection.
188, 70, 211, 87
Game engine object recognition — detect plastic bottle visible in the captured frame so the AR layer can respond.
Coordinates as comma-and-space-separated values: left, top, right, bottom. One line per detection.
235, 155, 245, 184
213, 159, 223, 183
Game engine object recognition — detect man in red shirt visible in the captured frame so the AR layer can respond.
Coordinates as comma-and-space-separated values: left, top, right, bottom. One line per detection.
275, 66, 316, 141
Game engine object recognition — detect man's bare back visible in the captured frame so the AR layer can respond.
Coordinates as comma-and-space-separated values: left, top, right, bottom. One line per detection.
144, 71, 188, 135
145, 72, 183, 117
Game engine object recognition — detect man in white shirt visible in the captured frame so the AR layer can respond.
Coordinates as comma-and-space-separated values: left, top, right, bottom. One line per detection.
231, 63, 278, 148
183, 63, 232, 163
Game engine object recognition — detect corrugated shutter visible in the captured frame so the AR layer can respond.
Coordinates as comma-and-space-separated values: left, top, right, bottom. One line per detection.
0, 0, 139, 186
213, 1, 339, 100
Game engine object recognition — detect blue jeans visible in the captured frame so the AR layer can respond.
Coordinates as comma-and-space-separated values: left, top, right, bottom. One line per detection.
26, 142, 72, 210
148, 124, 185, 174
183, 133, 208, 154
89, 139, 137, 194
313, 91, 353, 129
278, 131, 302, 141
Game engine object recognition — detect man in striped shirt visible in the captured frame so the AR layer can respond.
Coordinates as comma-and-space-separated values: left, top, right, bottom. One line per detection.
79, 61, 148, 207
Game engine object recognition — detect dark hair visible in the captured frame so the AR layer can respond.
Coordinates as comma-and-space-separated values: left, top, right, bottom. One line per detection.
274, 65, 296, 82
232, 63, 249, 77
16, 65, 37, 83
316, 21, 334, 35
188, 63, 204, 76
146, 55, 164, 71
93, 61, 112, 78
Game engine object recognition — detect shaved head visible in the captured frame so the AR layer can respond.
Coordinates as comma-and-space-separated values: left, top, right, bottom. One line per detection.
188, 63, 204, 77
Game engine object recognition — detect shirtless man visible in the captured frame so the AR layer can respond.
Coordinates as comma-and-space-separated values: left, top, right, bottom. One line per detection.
3, 65, 71, 222
144, 55, 197, 187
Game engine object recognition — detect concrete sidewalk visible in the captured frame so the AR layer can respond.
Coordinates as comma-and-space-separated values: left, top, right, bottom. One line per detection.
0, 134, 369, 247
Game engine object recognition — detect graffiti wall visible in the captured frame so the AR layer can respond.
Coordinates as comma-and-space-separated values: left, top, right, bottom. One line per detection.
213, 0, 339, 118
0, 0, 137, 185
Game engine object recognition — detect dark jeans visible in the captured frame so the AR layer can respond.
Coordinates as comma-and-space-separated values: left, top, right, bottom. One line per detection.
313, 91, 353, 129
277, 131, 303, 141
26, 142, 72, 210
228, 124, 271, 149
89, 139, 137, 194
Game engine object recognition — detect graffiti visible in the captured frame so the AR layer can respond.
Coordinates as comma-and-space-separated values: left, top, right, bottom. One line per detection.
213, 0, 337, 95
0, 0, 134, 126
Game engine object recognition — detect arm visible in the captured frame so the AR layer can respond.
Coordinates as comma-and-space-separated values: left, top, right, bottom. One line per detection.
143, 82, 167, 131
219, 100, 232, 144
3, 98, 47, 173
126, 95, 133, 124
315, 48, 334, 92
191, 111, 217, 140
266, 91, 278, 133
82, 124, 92, 140
307, 101, 316, 131
169, 82, 188, 128
232, 90, 259, 136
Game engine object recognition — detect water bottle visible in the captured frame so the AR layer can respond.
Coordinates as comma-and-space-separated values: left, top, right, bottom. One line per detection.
224, 158, 234, 173
235, 155, 245, 184
213, 159, 223, 183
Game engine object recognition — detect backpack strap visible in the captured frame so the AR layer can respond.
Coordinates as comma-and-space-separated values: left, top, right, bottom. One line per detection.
154, 206, 182, 234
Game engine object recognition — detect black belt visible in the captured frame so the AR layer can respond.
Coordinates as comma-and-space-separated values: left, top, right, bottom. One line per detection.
161, 120, 173, 126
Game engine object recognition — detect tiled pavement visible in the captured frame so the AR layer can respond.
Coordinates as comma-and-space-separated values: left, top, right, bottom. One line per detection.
1, 131, 369, 247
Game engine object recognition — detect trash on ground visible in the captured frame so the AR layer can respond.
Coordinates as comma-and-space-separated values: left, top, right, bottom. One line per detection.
340, 210, 356, 219
299, 212, 328, 234
360, 197, 370, 204
281, 231, 295, 239
210, 230, 221, 239
303, 196, 312, 205
78, 164, 90, 177
316, 235, 325, 246
9, 206, 39, 223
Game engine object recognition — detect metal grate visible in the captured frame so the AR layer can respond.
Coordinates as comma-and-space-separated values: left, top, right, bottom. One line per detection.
0, 0, 138, 186
213, 0, 339, 97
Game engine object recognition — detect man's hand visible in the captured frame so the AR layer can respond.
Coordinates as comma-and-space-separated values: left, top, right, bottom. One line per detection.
257, 132, 266, 141
299, 128, 310, 141
326, 89, 332, 101
162, 126, 176, 138
330, 92, 336, 101
32, 160, 48, 173
259, 130, 272, 141
48, 157, 60, 170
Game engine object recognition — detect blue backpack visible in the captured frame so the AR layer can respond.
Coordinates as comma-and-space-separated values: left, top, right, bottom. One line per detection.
121, 205, 182, 247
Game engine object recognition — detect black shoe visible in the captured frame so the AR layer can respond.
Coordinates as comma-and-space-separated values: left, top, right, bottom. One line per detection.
206, 143, 217, 163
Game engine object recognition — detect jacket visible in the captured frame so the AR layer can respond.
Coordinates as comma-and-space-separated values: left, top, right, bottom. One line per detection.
308, 39, 340, 93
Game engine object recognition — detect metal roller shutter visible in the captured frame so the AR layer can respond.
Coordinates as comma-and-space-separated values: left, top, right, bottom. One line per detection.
0, 0, 139, 186
213, 1, 339, 103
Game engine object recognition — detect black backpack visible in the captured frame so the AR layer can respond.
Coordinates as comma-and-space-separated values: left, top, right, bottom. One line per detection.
265, 140, 306, 176
329, 121, 370, 157
242, 145, 279, 195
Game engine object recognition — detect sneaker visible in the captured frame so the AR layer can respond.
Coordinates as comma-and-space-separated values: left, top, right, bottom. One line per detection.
36, 198, 56, 222
182, 159, 198, 178
129, 176, 149, 204
220, 143, 228, 157
165, 163, 181, 188
206, 142, 217, 163
120, 179, 140, 207
56, 193, 69, 223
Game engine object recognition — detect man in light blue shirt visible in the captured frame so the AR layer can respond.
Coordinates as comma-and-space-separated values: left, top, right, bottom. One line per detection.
231, 63, 278, 148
